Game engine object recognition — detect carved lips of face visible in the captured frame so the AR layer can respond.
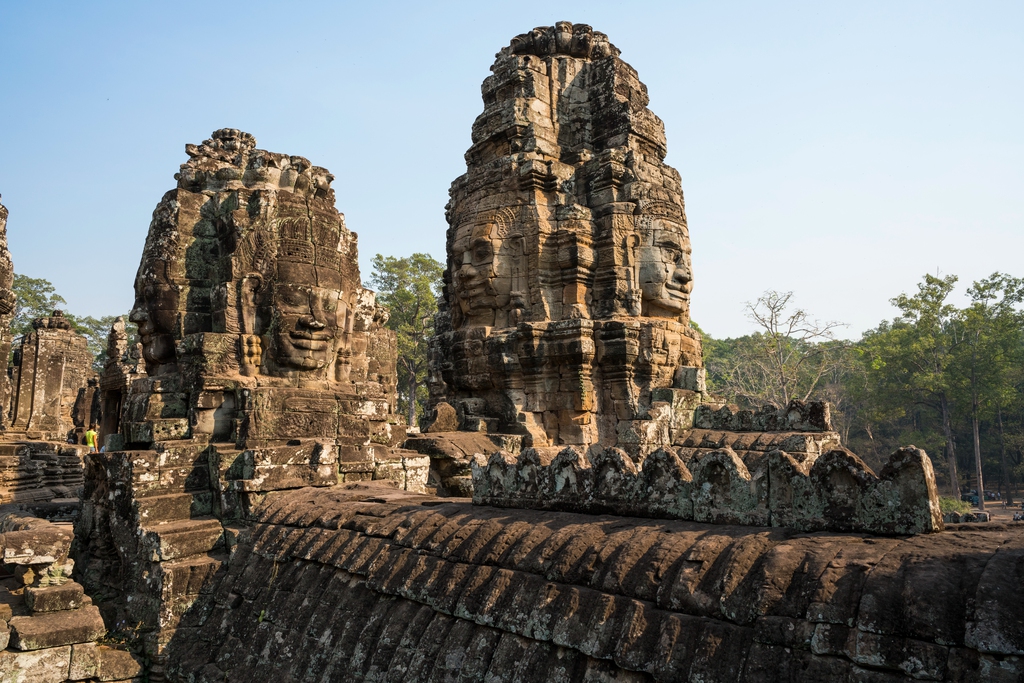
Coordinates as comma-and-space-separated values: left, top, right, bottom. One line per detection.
452, 222, 500, 327
638, 218, 693, 320
129, 260, 180, 374
271, 261, 341, 374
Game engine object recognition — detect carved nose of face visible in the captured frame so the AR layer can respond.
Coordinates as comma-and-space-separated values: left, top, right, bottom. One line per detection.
458, 256, 477, 277
671, 259, 693, 290
300, 316, 326, 330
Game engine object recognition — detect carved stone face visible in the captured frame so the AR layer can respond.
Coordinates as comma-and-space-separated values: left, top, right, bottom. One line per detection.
452, 222, 505, 328
637, 217, 693, 320
129, 260, 180, 374
267, 260, 342, 375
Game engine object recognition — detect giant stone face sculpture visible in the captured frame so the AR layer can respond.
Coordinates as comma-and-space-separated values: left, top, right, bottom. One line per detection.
78, 130, 426, 655
429, 23, 702, 449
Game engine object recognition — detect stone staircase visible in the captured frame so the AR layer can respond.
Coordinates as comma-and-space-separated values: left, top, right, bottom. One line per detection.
0, 508, 142, 681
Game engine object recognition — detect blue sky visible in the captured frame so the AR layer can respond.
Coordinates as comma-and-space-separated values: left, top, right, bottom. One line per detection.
1, 1, 1021, 338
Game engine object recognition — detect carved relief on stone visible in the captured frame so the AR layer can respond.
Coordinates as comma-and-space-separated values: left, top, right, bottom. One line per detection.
115, 128, 407, 462
450, 207, 523, 330
77, 130, 422, 654
634, 200, 692, 321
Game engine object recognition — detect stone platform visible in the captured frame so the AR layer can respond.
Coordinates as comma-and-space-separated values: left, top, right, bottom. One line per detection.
163, 484, 1024, 682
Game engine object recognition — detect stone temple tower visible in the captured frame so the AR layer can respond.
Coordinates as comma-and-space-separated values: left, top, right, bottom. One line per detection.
429, 22, 703, 451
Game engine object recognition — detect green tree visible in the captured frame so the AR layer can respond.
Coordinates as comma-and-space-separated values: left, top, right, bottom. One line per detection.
11, 274, 67, 337
952, 273, 1024, 510
368, 253, 444, 427
861, 274, 963, 497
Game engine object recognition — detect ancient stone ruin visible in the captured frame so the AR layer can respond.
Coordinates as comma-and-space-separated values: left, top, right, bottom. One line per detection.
74, 128, 427, 674
0, 199, 15, 429
0, 22, 1022, 683
7, 311, 93, 443
418, 22, 941, 536
95, 317, 144, 446
164, 485, 1024, 683
429, 22, 701, 451
0, 507, 142, 680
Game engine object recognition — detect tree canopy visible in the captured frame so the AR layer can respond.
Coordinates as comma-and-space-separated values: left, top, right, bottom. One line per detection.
368, 253, 444, 426
706, 274, 1024, 502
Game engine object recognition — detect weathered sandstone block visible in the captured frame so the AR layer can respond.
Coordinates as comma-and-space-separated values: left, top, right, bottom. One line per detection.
8, 605, 105, 650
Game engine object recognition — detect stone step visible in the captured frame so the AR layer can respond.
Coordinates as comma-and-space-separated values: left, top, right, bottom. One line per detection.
135, 493, 194, 525
7, 604, 106, 650
69, 643, 143, 681
25, 580, 86, 613
142, 517, 224, 561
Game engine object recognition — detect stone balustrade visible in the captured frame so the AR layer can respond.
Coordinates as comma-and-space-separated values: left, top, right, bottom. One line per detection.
473, 443, 944, 535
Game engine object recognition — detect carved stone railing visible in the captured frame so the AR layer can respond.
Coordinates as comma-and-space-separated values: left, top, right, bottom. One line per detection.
472, 443, 944, 535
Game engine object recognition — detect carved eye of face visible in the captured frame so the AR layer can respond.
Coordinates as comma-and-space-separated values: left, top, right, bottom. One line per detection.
279, 285, 308, 308
471, 239, 492, 264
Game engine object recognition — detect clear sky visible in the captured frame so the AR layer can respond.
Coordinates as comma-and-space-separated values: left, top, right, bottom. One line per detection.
1, 1, 1021, 338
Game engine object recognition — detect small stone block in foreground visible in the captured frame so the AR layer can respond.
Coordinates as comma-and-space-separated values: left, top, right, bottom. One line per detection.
8, 604, 106, 650
24, 580, 85, 612
69, 642, 144, 681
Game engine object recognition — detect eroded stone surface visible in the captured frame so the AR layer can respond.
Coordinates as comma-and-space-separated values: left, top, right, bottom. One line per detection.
162, 485, 1024, 682
8, 605, 105, 651
8, 311, 93, 443
68, 642, 143, 681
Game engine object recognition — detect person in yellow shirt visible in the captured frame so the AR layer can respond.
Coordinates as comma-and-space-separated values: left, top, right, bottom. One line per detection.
84, 424, 99, 453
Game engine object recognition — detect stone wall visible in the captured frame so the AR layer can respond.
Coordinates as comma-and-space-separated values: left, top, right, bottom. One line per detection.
0, 442, 86, 505
473, 444, 942, 535
162, 485, 1024, 682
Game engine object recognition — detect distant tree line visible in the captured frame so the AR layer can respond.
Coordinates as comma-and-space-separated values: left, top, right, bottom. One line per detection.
368, 253, 444, 427
703, 273, 1024, 503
